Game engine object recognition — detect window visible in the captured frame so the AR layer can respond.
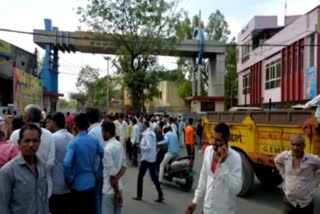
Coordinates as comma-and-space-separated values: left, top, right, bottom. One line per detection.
265, 58, 281, 89
242, 74, 250, 94
310, 34, 315, 67
241, 41, 250, 63
201, 102, 215, 112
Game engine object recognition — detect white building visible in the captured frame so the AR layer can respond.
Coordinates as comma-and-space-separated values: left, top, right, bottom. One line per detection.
237, 6, 320, 107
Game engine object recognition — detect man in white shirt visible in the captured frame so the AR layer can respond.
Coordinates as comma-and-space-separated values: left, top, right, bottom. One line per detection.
186, 122, 242, 214
113, 114, 121, 141
178, 116, 185, 148
101, 120, 127, 214
118, 114, 129, 149
131, 118, 140, 167
275, 134, 320, 214
47, 112, 73, 214
169, 117, 177, 134
132, 121, 164, 202
86, 108, 105, 214
9, 104, 55, 198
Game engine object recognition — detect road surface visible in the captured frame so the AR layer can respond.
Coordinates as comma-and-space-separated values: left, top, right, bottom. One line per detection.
121, 149, 320, 214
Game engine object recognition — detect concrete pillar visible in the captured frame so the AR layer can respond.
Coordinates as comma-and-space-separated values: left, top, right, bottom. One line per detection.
192, 67, 196, 96
208, 54, 225, 96
197, 65, 201, 96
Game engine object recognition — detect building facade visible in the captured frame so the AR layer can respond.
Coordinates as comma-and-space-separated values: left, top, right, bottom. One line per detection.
0, 39, 42, 113
146, 81, 189, 113
237, 6, 320, 108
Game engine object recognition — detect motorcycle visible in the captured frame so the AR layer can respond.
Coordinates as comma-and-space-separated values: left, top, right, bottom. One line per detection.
156, 144, 194, 192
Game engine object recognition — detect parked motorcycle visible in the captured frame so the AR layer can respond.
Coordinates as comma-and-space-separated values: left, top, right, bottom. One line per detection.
156, 145, 194, 192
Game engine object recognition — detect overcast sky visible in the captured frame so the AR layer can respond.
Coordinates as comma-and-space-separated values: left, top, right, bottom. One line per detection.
0, 0, 319, 97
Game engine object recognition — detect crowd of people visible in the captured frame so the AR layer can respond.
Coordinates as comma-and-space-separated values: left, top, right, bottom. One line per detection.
0, 104, 203, 214
1, 104, 320, 214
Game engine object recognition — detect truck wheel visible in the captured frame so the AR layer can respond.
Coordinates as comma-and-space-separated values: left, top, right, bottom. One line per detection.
254, 164, 282, 187
237, 152, 255, 197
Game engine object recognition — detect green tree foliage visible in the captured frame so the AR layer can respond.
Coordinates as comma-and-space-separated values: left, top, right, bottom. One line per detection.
76, 65, 100, 93
69, 92, 87, 109
177, 80, 192, 106
173, 10, 237, 109
57, 99, 77, 109
205, 10, 230, 42
72, 65, 123, 109
78, 0, 181, 114
158, 69, 185, 83
174, 12, 202, 80
225, 38, 238, 110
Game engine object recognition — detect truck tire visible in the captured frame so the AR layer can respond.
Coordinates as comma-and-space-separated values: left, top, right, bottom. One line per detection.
254, 164, 282, 187
237, 152, 255, 197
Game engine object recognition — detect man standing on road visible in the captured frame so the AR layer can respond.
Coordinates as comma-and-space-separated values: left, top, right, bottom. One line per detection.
158, 126, 180, 183
87, 108, 105, 214
132, 121, 164, 203
48, 112, 73, 214
118, 114, 129, 151
131, 118, 140, 167
101, 121, 127, 214
186, 122, 242, 214
64, 113, 104, 214
114, 113, 121, 141
275, 134, 320, 214
185, 118, 195, 161
0, 123, 49, 214
178, 116, 185, 148
9, 104, 55, 198
196, 119, 204, 152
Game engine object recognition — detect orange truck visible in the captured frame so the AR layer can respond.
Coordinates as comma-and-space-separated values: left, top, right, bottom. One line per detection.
202, 110, 320, 196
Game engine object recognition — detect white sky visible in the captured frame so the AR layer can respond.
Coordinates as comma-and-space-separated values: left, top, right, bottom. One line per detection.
0, 0, 319, 97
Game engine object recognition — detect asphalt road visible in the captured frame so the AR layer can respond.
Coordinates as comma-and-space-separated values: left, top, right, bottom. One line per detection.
121, 149, 320, 214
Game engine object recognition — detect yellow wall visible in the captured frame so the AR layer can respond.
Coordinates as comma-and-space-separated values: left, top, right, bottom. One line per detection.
146, 81, 188, 112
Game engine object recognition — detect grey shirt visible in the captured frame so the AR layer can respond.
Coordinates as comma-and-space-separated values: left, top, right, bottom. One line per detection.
0, 154, 49, 214
51, 129, 73, 195
275, 151, 320, 208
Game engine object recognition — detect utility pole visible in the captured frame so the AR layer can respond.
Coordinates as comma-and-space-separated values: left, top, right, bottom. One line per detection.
104, 56, 111, 112
197, 10, 202, 96
284, 0, 287, 19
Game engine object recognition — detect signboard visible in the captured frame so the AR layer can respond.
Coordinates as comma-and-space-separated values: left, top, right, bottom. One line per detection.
305, 67, 317, 99
13, 68, 43, 112
0, 39, 11, 57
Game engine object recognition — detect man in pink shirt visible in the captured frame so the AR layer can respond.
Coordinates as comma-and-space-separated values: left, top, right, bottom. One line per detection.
0, 130, 20, 168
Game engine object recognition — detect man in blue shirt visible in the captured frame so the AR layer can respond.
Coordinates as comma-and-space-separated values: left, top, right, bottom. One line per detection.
158, 126, 180, 183
64, 113, 104, 214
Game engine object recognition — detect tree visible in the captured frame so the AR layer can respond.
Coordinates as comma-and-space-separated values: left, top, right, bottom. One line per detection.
205, 10, 230, 42
73, 64, 124, 109
158, 69, 185, 83
173, 9, 237, 109
69, 92, 87, 110
225, 38, 238, 110
76, 65, 100, 92
92, 75, 124, 108
177, 80, 192, 106
78, 0, 181, 114
174, 12, 204, 80
57, 99, 77, 109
